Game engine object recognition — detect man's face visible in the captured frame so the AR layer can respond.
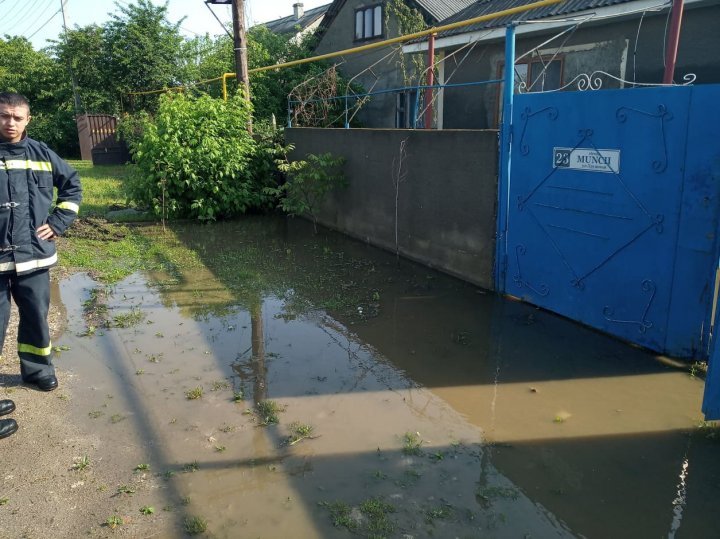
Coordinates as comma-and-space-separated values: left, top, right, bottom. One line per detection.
0, 104, 30, 143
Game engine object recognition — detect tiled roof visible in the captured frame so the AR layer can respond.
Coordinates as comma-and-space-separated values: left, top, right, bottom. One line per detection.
413, 0, 479, 20
431, 0, 640, 38
257, 3, 333, 35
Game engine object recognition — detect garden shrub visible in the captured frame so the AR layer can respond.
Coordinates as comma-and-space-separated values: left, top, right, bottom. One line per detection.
268, 151, 346, 232
125, 91, 276, 221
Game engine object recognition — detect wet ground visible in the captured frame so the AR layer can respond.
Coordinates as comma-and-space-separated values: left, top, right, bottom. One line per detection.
54, 216, 719, 538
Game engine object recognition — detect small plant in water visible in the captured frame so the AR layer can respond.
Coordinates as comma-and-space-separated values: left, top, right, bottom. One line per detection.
72, 455, 91, 471
105, 515, 123, 529
255, 400, 285, 426
402, 431, 423, 455
287, 422, 315, 445
183, 461, 199, 473
211, 380, 230, 391
319, 501, 357, 530
184, 515, 208, 535
117, 485, 135, 495
233, 391, 244, 402
186, 387, 203, 400
112, 307, 145, 328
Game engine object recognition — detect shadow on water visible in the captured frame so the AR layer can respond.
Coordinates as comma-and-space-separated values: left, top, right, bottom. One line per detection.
56, 215, 719, 538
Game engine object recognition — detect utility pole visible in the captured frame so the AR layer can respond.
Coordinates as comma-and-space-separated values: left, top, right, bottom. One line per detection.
205, 0, 250, 96
60, 0, 82, 115
231, 0, 250, 97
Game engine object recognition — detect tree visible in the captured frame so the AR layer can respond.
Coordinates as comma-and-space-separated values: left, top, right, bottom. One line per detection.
0, 36, 77, 155
50, 25, 115, 114
126, 92, 276, 221
103, 0, 184, 112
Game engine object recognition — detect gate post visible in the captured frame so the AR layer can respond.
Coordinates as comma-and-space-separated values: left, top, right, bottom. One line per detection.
703, 332, 720, 419
704, 259, 720, 420
495, 25, 516, 293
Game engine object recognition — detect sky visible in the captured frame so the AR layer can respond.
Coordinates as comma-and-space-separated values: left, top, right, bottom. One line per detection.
0, 0, 333, 51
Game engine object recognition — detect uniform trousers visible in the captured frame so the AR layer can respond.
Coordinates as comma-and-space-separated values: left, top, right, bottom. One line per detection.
0, 269, 53, 381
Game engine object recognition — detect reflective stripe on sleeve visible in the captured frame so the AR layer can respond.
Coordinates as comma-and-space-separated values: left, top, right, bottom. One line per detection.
3, 160, 52, 172
18, 341, 53, 356
57, 201, 80, 213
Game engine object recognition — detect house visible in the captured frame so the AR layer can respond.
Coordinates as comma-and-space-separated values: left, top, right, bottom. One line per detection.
255, 2, 332, 38
313, 0, 478, 127
402, 0, 720, 129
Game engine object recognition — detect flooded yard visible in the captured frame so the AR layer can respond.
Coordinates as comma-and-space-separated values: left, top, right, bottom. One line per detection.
52, 216, 718, 538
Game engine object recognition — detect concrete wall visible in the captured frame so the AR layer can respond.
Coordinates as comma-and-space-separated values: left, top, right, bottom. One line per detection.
423, 4, 720, 129
285, 128, 499, 289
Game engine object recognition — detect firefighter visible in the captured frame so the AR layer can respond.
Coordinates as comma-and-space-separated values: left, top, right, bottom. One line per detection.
0, 399, 17, 439
0, 92, 82, 392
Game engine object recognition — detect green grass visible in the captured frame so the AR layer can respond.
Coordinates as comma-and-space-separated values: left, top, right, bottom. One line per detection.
255, 400, 285, 426
68, 160, 154, 221
183, 515, 208, 535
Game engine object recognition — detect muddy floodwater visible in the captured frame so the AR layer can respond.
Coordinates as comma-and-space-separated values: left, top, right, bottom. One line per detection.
55, 216, 718, 538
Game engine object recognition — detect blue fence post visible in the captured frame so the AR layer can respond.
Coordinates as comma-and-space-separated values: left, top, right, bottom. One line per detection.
287, 98, 292, 128
411, 87, 420, 129
344, 95, 350, 129
704, 332, 720, 419
495, 24, 515, 294
703, 257, 720, 420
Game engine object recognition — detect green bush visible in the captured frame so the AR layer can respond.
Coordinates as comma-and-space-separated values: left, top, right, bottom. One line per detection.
125, 91, 277, 221
267, 151, 346, 232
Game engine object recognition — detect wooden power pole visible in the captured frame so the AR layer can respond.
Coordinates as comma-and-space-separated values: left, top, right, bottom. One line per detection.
206, 0, 250, 96
232, 0, 250, 97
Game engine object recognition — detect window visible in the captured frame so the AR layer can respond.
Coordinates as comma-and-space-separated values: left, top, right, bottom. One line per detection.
355, 5, 383, 41
515, 58, 563, 93
496, 57, 564, 125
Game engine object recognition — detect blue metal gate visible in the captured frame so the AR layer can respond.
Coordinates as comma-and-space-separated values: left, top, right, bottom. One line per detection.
497, 85, 720, 362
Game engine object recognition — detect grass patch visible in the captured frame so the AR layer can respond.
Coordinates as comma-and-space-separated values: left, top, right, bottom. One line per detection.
72, 455, 91, 471
112, 307, 146, 328
183, 515, 208, 535
475, 485, 519, 508
401, 431, 423, 455
318, 501, 357, 530
319, 498, 395, 536
186, 387, 203, 400
286, 422, 315, 446
105, 515, 123, 529
255, 400, 285, 426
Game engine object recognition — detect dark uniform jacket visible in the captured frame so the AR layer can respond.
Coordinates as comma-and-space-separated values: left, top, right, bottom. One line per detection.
0, 136, 81, 274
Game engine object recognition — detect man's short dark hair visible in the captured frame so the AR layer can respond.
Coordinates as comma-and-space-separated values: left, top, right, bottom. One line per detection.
0, 92, 30, 110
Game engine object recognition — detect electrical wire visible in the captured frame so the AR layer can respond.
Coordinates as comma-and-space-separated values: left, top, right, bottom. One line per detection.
18, 0, 56, 41
26, 8, 62, 41
1, 0, 46, 33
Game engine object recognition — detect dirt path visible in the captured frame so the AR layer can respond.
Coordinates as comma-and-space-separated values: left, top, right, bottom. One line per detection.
0, 270, 161, 539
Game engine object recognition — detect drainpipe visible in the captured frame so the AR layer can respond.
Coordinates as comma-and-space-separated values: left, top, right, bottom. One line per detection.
663, 0, 685, 84
424, 33, 436, 129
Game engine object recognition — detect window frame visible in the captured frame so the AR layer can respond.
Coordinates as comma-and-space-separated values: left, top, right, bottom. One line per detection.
354, 4, 384, 42
495, 55, 565, 126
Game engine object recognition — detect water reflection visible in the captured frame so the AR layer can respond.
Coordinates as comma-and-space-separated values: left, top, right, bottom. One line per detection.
57, 216, 718, 538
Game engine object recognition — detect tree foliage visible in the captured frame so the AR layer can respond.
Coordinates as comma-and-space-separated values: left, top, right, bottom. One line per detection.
0, 36, 76, 153
126, 92, 276, 221
268, 152, 346, 232
0, 0, 360, 156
